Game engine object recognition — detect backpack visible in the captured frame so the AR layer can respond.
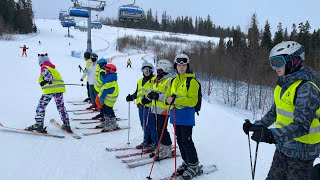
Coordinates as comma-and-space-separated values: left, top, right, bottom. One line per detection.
171, 77, 202, 115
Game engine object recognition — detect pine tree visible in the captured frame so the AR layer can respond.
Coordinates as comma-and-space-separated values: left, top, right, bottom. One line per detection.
290, 23, 298, 41
261, 20, 272, 49
273, 22, 284, 46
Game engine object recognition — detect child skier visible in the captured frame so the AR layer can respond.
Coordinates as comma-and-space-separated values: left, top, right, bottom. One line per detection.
95, 64, 119, 131
25, 54, 72, 133
166, 54, 202, 179
126, 62, 157, 151
80, 52, 92, 103
20, 45, 29, 57
142, 59, 173, 160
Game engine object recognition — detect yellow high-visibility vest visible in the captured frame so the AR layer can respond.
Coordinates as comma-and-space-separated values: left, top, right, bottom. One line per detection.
99, 81, 119, 107
274, 80, 320, 144
136, 76, 155, 107
38, 66, 66, 94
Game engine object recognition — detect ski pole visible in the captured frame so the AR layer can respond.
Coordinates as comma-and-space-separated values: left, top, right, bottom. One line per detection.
252, 128, 263, 180
146, 104, 171, 180
247, 132, 254, 180
173, 105, 177, 180
141, 104, 145, 155
127, 101, 131, 145
62, 83, 85, 86
78, 65, 84, 73
142, 105, 152, 156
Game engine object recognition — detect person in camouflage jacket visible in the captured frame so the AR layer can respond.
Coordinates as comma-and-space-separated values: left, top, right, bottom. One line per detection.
243, 41, 320, 180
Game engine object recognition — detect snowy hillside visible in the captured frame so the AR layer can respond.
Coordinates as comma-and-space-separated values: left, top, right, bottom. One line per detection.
0, 19, 317, 180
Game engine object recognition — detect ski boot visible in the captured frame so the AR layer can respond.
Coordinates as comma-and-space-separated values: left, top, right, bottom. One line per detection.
95, 115, 110, 129
150, 144, 172, 161
25, 119, 47, 133
102, 117, 119, 132
83, 97, 91, 103
86, 104, 97, 110
92, 113, 103, 120
61, 120, 73, 133
172, 161, 188, 176
182, 162, 203, 180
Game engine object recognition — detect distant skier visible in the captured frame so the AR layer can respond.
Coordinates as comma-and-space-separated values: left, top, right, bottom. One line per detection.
25, 53, 72, 133
243, 41, 320, 180
127, 58, 132, 68
38, 41, 41, 45
20, 45, 29, 57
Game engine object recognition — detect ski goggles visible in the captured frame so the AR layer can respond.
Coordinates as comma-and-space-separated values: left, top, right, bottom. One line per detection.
269, 55, 287, 69
175, 58, 189, 65
142, 67, 152, 73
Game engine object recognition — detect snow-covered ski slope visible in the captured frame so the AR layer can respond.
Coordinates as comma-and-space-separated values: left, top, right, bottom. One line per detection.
0, 19, 317, 180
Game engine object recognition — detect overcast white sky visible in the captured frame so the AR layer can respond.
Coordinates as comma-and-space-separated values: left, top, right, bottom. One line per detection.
32, 0, 320, 34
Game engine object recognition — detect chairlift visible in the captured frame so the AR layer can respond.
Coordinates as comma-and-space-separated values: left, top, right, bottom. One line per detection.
64, 16, 75, 21
61, 21, 76, 27
59, 10, 68, 21
91, 21, 102, 29
118, 0, 144, 22
69, 8, 89, 18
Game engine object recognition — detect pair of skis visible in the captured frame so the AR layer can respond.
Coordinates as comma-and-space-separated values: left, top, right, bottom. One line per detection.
0, 119, 80, 139
72, 118, 127, 125
160, 164, 218, 180
106, 147, 179, 168
106, 147, 218, 179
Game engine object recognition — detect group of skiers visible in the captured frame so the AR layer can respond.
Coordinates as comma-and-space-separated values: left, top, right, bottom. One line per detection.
125, 54, 202, 179
79, 51, 120, 132
25, 51, 120, 133
22, 40, 320, 179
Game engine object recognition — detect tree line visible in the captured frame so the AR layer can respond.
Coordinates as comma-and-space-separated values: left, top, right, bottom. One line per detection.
100, 8, 239, 38
0, 0, 36, 36
114, 13, 320, 88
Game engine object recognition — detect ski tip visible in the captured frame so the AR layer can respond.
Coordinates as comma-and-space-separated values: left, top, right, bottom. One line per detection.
73, 135, 82, 139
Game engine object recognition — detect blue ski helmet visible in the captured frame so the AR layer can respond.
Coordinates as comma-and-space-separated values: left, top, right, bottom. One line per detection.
97, 58, 108, 68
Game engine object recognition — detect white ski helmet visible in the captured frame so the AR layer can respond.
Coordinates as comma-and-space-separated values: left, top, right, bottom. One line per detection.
38, 53, 50, 66
141, 62, 154, 73
269, 41, 305, 73
174, 54, 190, 64
156, 59, 173, 73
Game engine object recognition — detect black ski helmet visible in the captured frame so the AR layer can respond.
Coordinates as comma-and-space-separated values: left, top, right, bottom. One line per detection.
84, 52, 91, 59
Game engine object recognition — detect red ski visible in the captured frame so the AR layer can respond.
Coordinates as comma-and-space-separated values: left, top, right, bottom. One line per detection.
82, 126, 130, 136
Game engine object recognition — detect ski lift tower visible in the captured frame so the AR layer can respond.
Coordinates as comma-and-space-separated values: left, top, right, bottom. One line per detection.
71, 0, 106, 53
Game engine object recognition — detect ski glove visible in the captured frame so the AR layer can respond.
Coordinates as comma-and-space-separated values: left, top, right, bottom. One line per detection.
147, 91, 159, 100
249, 126, 276, 144
126, 94, 134, 102
141, 96, 151, 105
243, 119, 253, 135
40, 80, 50, 86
